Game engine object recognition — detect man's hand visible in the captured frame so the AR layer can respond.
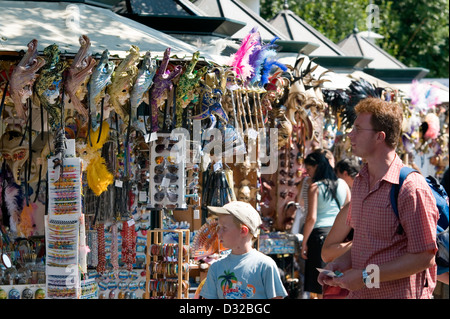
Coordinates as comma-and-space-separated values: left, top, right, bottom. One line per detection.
332, 268, 366, 291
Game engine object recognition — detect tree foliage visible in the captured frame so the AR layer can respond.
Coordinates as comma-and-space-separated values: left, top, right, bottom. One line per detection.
260, 0, 449, 78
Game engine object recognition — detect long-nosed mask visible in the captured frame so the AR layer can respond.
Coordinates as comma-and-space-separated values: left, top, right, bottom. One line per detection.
27, 132, 52, 184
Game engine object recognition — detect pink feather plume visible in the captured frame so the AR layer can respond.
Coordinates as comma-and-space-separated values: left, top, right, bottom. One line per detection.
226, 28, 260, 80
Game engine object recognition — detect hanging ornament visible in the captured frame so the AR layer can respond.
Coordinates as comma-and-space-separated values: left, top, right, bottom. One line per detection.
107, 45, 140, 124
64, 35, 96, 120
88, 49, 115, 130
130, 51, 157, 128
34, 43, 68, 131
96, 223, 106, 274
9, 39, 45, 121
111, 223, 119, 278
121, 220, 136, 271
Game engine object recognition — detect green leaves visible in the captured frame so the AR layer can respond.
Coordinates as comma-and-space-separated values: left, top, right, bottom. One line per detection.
260, 0, 449, 78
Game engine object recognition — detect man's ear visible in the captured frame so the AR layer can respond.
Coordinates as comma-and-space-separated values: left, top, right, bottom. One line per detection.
376, 130, 386, 143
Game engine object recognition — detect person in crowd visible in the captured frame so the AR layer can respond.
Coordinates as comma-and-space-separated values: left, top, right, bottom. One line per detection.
301, 152, 350, 298
441, 166, 449, 196
438, 166, 449, 285
293, 149, 337, 236
318, 97, 439, 299
283, 201, 299, 233
200, 201, 288, 299
321, 202, 353, 264
334, 158, 361, 190
315, 148, 335, 168
321, 158, 361, 263
292, 176, 311, 236
321, 158, 361, 298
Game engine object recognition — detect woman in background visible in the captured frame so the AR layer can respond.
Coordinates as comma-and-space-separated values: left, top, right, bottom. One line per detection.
301, 152, 350, 298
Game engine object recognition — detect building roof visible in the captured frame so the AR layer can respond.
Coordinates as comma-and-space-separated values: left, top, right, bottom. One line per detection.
113, 0, 207, 16
269, 9, 346, 57
338, 30, 406, 69
338, 30, 429, 82
112, 0, 246, 39
192, 0, 287, 41
268, 8, 372, 71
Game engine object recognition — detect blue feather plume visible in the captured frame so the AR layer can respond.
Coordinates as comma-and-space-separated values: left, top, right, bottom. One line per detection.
248, 37, 279, 85
260, 57, 287, 85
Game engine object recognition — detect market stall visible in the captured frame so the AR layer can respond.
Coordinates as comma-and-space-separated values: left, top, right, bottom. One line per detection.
0, 21, 447, 299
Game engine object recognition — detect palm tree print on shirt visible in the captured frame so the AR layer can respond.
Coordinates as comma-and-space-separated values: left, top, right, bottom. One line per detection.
219, 270, 237, 291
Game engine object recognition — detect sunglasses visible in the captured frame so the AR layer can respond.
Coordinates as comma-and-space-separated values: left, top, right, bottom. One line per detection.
279, 178, 295, 186
155, 156, 177, 165
278, 152, 295, 160
153, 203, 178, 210
280, 160, 294, 168
155, 136, 180, 145
155, 143, 179, 153
154, 173, 179, 184
154, 160, 179, 175
154, 190, 178, 203
155, 184, 178, 192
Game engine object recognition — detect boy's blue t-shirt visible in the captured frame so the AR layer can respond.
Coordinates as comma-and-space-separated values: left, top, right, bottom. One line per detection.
199, 249, 288, 299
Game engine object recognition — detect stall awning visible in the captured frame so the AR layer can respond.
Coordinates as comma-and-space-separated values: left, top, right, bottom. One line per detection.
0, 1, 208, 59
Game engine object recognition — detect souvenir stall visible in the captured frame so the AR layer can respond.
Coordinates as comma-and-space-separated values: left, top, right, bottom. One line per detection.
1, 24, 447, 299
0, 27, 301, 299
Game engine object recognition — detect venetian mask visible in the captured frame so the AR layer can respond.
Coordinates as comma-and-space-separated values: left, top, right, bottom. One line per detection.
323, 125, 336, 149
27, 132, 52, 184
237, 185, 251, 202
0, 130, 29, 185
277, 118, 293, 149
236, 179, 253, 203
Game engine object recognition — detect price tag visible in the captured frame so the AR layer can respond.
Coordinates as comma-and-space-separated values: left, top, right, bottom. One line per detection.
248, 128, 258, 140
194, 209, 200, 220
127, 219, 135, 227
139, 191, 147, 202
149, 132, 158, 142
161, 177, 170, 187
213, 161, 222, 172
115, 180, 123, 188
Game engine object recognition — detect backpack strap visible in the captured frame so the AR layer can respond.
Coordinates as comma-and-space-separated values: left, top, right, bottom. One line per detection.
390, 166, 417, 234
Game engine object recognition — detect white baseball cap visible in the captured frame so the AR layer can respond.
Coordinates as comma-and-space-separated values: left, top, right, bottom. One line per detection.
207, 201, 262, 237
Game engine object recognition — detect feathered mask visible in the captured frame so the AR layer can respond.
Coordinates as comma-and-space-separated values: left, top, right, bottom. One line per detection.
226, 28, 260, 81
339, 78, 382, 129
409, 80, 440, 114
0, 163, 24, 233
248, 37, 284, 85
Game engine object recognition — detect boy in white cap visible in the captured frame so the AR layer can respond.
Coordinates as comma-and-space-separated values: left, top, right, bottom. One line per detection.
199, 201, 288, 299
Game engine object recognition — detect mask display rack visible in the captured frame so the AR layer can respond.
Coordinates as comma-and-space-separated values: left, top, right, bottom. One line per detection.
144, 229, 190, 299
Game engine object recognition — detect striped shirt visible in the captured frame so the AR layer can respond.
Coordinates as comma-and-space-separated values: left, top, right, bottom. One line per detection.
347, 154, 438, 299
